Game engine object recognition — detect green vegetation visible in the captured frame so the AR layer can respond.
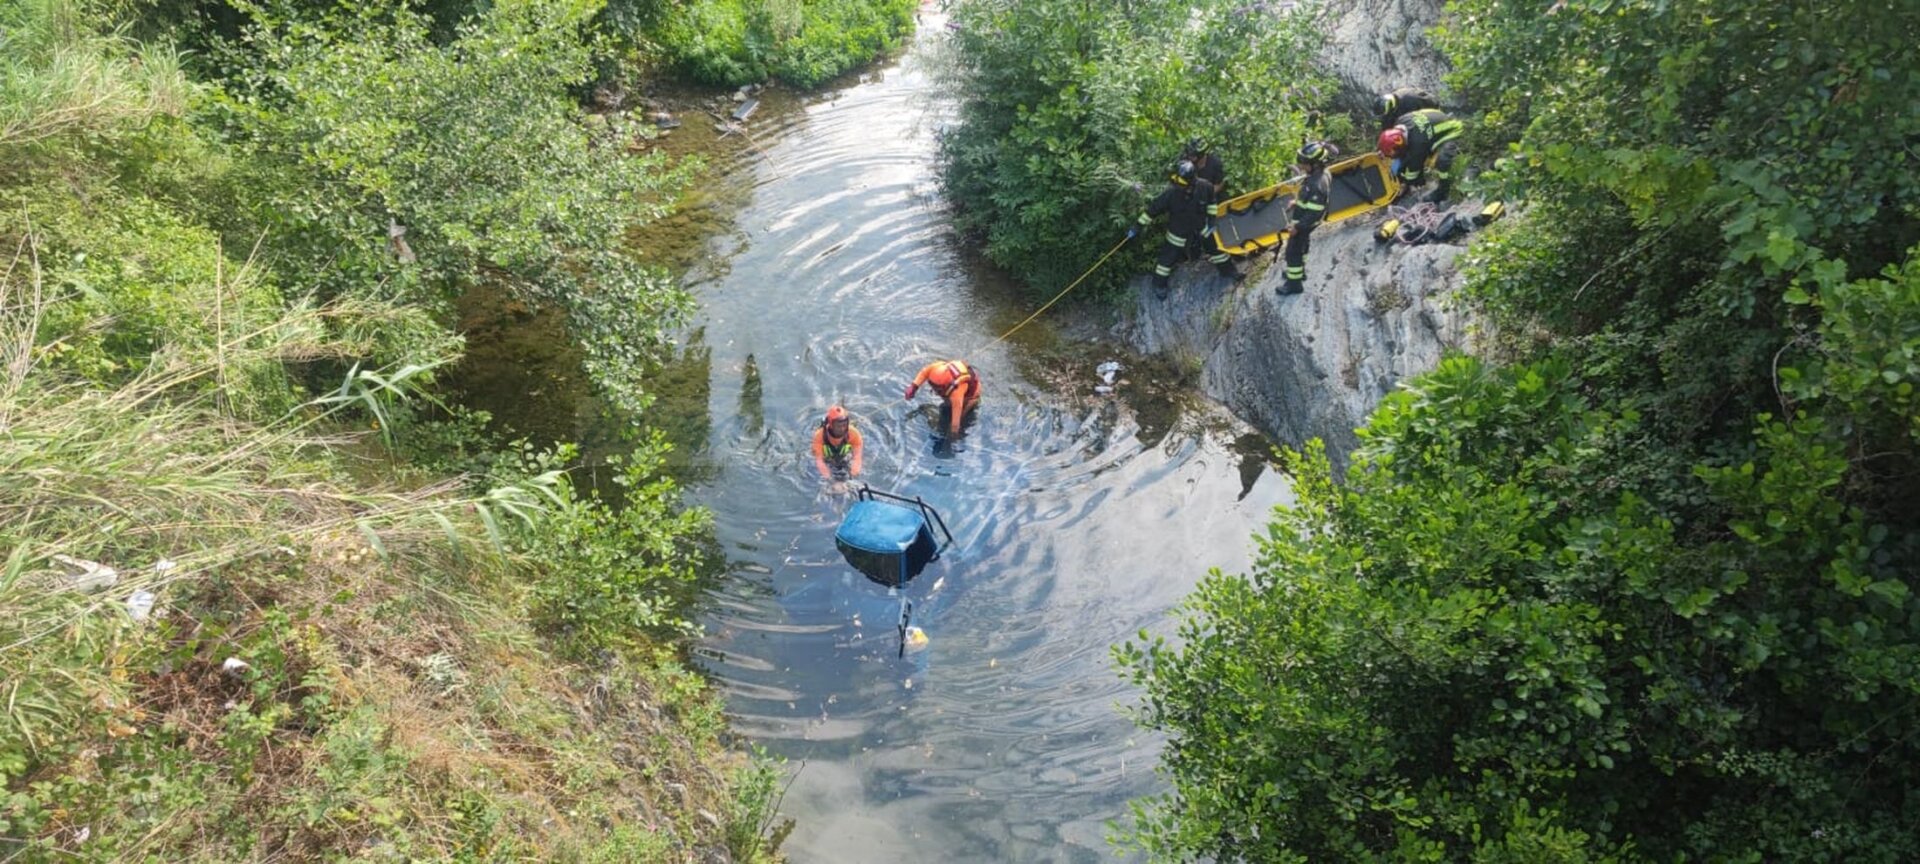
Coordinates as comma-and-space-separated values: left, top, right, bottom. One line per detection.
198, 0, 695, 413
1119, 0, 1920, 860
603, 0, 919, 87
1, 0, 800, 858
936, 0, 1336, 297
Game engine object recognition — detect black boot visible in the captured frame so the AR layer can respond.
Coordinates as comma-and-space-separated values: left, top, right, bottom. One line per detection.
1217, 263, 1245, 283
1277, 279, 1304, 296
1153, 274, 1171, 299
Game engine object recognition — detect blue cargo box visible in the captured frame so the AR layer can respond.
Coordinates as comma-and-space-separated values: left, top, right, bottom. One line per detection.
833, 487, 952, 588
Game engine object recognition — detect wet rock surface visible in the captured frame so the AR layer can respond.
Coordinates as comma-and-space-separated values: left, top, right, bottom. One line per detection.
1123, 221, 1471, 466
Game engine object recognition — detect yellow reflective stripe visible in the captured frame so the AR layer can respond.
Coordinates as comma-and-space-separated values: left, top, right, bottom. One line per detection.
1297, 201, 1326, 211
1206, 204, 1220, 216
1137, 213, 1152, 225
1285, 266, 1305, 278
1154, 265, 1173, 276
1164, 233, 1187, 247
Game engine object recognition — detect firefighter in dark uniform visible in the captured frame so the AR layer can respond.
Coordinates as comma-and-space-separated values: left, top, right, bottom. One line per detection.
1183, 137, 1226, 193
1374, 87, 1442, 130
1378, 108, 1465, 204
1130, 160, 1238, 297
1275, 141, 1334, 296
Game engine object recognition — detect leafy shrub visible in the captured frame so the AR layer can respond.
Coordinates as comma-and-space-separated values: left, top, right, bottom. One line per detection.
1121, 327, 1920, 859
512, 440, 713, 658
1444, 0, 1920, 428
3, 182, 282, 385
937, 0, 1330, 298
204, 0, 694, 412
608, 0, 915, 87
767, 0, 916, 87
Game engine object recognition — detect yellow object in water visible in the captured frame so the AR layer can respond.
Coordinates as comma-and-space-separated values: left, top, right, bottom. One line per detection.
904, 626, 930, 652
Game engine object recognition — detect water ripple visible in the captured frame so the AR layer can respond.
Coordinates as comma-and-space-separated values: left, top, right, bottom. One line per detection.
680, 15, 1294, 864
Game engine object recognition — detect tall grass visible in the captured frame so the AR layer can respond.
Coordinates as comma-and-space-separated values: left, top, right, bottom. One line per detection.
0, 1, 786, 856
0, 227, 777, 859
0, 0, 186, 150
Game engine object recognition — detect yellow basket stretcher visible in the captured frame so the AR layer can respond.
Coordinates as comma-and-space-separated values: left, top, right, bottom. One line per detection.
1210, 152, 1403, 257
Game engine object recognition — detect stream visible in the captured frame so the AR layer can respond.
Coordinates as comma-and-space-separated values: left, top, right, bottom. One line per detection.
455, 12, 1298, 861
664, 17, 1295, 863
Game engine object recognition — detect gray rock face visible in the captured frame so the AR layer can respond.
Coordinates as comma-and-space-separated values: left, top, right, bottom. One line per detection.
1117, 0, 1465, 462
1124, 223, 1471, 464
1318, 0, 1454, 108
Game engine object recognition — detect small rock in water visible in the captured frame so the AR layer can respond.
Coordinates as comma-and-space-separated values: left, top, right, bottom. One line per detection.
591, 82, 626, 109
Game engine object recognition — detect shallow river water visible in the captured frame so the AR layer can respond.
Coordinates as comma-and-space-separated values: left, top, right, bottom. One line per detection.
654, 17, 1294, 863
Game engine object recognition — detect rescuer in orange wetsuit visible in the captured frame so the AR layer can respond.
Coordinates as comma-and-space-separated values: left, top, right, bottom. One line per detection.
904, 359, 982, 438
811, 405, 864, 481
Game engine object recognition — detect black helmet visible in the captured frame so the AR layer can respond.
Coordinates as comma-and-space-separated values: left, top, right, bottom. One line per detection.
1297, 140, 1335, 165
1376, 92, 1397, 120
1172, 159, 1195, 182
1183, 136, 1208, 157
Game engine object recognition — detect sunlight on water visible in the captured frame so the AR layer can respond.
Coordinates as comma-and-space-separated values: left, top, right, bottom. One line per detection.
685, 14, 1295, 862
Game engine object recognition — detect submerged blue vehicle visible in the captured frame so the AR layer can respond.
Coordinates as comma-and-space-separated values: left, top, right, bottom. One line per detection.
833, 486, 954, 655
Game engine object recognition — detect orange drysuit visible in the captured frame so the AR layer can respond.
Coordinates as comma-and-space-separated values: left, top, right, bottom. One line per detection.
905, 360, 982, 437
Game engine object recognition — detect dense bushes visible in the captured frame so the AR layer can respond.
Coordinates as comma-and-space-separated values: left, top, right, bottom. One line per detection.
936, 0, 1332, 298
606, 0, 918, 87
194, 0, 693, 412
1124, 323, 1920, 859
1121, 0, 1920, 859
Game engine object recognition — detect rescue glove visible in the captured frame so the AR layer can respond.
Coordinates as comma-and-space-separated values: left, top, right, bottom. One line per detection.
903, 383, 918, 400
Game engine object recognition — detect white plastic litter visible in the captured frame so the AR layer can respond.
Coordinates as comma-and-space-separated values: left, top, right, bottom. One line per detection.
1095, 360, 1123, 395
221, 657, 250, 676
52, 554, 118, 593
126, 590, 156, 622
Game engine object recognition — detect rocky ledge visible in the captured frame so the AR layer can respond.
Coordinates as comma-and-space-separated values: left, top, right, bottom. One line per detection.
1123, 221, 1473, 465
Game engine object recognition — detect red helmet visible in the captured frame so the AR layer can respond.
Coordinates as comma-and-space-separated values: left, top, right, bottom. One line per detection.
1377, 126, 1407, 157
824, 405, 849, 426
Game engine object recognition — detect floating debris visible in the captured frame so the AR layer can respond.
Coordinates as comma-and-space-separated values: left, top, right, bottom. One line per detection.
1094, 360, 1123, 395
